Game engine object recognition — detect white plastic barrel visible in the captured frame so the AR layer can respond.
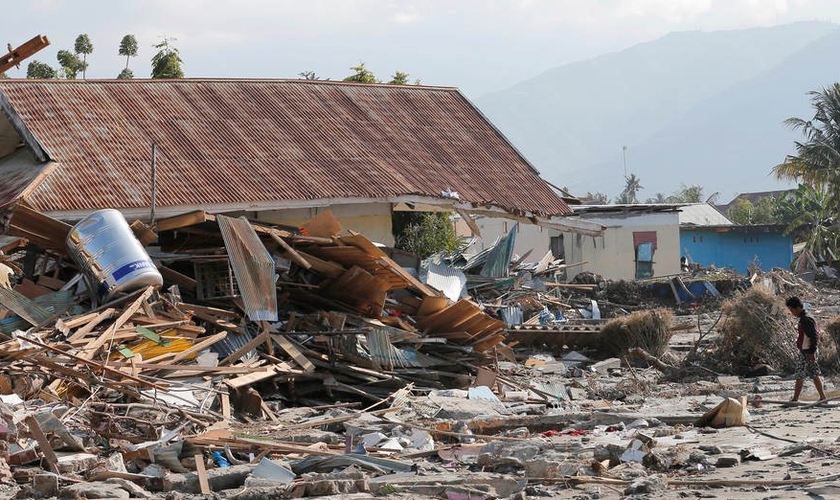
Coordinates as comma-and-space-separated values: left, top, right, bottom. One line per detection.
66, 209, 163, 301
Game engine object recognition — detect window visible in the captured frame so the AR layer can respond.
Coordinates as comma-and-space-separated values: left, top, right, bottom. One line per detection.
633, 231, 657, 279
550, 235, 565, 260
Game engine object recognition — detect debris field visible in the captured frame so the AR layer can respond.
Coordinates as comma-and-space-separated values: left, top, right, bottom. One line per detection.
0, 203, 838, 500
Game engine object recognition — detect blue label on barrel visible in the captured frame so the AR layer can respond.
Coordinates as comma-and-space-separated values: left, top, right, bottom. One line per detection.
97, 259, 157, 298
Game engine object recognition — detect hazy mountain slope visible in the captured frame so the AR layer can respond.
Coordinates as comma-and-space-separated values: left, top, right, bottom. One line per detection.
600, 29, 840, 202
474, 22, 839, 199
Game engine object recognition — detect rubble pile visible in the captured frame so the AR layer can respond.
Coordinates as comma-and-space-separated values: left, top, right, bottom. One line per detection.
0, 204, 838, 499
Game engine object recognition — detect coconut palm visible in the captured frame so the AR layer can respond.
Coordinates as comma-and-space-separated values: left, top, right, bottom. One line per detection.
773, 83, 840, 210
622, 173, 643, 204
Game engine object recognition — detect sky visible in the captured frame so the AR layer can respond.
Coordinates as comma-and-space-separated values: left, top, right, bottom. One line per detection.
5, 0, 840, 99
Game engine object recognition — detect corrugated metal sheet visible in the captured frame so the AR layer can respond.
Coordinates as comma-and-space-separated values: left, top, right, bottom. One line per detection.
420, 262, 466, 301
480, 223, 518, 277
0, 80, 570, 217
679, 203, 733, 226
216, 214, 278, 321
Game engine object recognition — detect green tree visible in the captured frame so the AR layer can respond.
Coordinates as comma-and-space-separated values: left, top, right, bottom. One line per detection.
388, 71, 409, 85
151, 37, 184, 79
727, 199, 757, 225
675, 184, 704, 203
616, 173, 643, 204
74, 34, 93, 79
343, 63, 377, 83
298, 70, 320, 80
118, 68, 134, 79
645, 192, 670, 203
57, 50, 85, 79
118, 34, 138, 76
775, 184, 839, 260
0, 72, 7, 79
393, 212, 462, 259
583, 191, 609, 204
772, 83, 840, 212
26, 60, 57, 79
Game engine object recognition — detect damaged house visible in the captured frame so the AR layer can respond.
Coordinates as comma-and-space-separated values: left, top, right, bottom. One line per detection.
0, 79, 599, 241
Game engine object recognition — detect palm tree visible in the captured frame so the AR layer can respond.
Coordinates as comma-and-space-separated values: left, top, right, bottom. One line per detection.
622, 173, 643, 204
775, 184, 839, 261
772, 83, 840, 211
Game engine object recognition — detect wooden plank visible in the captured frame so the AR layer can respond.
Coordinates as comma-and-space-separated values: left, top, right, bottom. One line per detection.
36, 275, 65, 291
7, 204, 72, 253
220, 392, 231, 420
269, 230, 311, 269
154, 210, 215, 232
193, 453, 211, 494
189, 310, 245, 335
271, 334, 316, 372
129, 220, 158, 246
24, 415, 58, 473
290, 250, 345, 278
176, 302, 240, 318
158, 266, 197, 292
25, 336, 167, 390
79, 287, 154, 360
108, 362, 254, 374
341, 232, 438, 297
225, 366, 286, 389
0, 35, 50, 73
219, 330, 268, 366
261, 401, 279, 422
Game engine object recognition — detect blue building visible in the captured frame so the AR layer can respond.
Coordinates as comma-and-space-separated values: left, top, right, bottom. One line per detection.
680, 222, 793, 275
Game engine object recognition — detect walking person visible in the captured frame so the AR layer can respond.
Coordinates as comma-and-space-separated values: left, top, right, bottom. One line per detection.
786, 296, 827, 402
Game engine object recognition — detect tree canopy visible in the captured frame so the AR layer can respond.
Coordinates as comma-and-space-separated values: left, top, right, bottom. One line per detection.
26, 60, 57, 79
151, 37, 184, 79
118, 34, 139, 76
74, 34, 93, 79
57, 50, 85, 79
343, 63, 377, 83
772, 83, 840, 258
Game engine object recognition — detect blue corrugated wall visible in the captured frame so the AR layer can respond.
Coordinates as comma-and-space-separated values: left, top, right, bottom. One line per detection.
680, 229, 793, 274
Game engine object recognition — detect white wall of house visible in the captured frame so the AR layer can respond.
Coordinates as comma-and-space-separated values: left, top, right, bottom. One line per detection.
563, 211, 680, 281
255, 203, 395, 245
455, 216, 560, 261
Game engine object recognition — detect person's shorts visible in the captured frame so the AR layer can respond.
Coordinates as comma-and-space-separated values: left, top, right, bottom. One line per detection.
795, 351, 822, 378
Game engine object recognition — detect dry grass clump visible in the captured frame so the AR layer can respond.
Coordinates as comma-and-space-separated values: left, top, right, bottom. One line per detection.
717, 287, 798, 373
600, 308, 674, 357
817, 316, 840, 372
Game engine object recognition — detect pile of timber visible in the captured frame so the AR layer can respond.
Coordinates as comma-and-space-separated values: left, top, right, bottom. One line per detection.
0, 204, 513, 487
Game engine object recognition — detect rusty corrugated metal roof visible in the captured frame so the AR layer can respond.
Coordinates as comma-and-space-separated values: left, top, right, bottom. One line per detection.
0, 79, 570, 217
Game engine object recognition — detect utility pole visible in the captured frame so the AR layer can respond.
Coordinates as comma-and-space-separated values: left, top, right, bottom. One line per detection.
622, 145, 628, 178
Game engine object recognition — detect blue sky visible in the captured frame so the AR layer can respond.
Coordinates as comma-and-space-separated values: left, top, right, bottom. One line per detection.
5, 0, 840, 97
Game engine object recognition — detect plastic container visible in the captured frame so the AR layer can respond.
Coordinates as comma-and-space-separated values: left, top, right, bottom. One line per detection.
66, 209, 163, 301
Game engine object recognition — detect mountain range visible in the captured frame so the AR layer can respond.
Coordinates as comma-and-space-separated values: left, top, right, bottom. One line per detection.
474, 21, 840, 204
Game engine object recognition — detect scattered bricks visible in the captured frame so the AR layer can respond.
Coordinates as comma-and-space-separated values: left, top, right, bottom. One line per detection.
103, 477, 155, 499
715, 455, 741, 468
32, 473, 58, 498
7, 447, 38, 466
591, 357, 622, 373
524, 457, 579, 478
162, 463, 253, 494
55, 452, 99, 475
594, 443, 625, 466
624, 475, 667, 495
60, 481, 131, 499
